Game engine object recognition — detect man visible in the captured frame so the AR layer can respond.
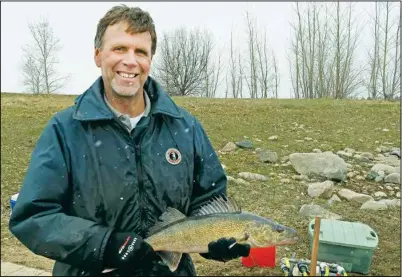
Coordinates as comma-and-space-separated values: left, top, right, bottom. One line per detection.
9, 4, 250, 276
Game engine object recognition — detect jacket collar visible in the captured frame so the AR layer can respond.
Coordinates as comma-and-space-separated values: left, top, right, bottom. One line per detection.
72, 76, 183, 121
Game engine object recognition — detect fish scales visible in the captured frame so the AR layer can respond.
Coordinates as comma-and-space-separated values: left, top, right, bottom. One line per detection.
146, 214, 248, 253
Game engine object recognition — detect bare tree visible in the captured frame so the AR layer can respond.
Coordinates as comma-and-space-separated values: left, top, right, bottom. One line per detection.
288, 3, 321, 98
256, 29, 272, 98
244, 11, 259, 98
390, 14, 400, 99
153, 27, 212, 96
315, 3, 332, 98
366, 2, 381, 99
200, 30, 223, 98
21, 47, 43, 94
272, 50, 280, 99
288, 2, 363, 99
330, 2, 363, 99
365, 2, 400, 100
226, 27, 243, 98
378, 2, 400, 99
21, 16, 70, 94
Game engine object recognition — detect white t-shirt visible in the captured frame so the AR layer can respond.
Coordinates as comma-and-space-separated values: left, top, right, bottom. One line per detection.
130, 112, 145, 129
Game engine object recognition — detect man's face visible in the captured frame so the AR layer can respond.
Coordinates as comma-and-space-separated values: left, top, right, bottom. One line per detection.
95, 21, 152, 98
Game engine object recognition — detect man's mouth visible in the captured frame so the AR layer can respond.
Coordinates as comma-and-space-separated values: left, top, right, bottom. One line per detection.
117, 72, 139, 79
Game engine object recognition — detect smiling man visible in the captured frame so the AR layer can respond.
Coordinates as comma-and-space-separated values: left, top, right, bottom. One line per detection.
9, 5, 250, 276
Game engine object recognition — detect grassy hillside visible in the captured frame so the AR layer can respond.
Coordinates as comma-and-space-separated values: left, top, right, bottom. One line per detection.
1, 93, 400, 276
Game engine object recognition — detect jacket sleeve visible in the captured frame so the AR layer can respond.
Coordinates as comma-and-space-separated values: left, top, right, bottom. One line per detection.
188, 118, 227, 215
8, 117, 113, 272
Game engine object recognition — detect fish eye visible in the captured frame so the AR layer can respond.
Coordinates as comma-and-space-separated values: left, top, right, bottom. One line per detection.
276, 226, 284, 233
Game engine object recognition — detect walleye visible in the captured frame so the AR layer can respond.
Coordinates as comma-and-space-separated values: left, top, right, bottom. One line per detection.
143, 195, 299, 272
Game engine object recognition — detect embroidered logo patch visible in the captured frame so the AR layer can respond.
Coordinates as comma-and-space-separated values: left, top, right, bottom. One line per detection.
166, 148, 181, 165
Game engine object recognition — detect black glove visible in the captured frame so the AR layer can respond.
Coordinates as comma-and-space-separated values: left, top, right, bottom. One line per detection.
103, 232, 159, 270
200, 237, 251, 262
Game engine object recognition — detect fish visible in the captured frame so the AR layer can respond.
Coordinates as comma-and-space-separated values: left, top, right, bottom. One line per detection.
143, 195, 299, 272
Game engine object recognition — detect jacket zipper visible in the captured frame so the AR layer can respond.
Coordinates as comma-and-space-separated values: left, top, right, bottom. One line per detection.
112, 119, 147, 236
134, 134, 146, 237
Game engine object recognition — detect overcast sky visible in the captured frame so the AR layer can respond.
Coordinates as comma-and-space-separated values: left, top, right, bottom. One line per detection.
1, 2, 397, 98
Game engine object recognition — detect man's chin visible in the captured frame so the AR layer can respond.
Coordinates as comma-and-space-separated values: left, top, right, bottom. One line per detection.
112, 86, 141, 97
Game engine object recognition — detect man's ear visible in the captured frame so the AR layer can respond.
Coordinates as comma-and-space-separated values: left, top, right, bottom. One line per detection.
94, 48, 101, 68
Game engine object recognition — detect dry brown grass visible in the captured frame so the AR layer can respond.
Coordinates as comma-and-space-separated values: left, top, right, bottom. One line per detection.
1, 93, 400, 276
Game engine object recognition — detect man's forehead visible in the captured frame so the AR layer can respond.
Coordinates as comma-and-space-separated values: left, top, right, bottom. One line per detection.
104, 22, 151, 38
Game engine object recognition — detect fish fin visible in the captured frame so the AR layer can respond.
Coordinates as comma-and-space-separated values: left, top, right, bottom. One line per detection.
248, 236, 264, 247
157, 251, 182, 272
195, 195, 241, 216
148, 207, 187, 236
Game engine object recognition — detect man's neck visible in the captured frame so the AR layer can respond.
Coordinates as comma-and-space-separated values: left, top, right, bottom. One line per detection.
105, 90, 145, 118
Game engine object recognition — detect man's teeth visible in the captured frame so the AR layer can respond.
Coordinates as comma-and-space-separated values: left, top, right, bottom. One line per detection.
119, 72, 137, 78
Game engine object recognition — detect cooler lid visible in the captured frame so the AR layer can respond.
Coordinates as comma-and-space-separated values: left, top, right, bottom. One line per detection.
309, 219, 378, 249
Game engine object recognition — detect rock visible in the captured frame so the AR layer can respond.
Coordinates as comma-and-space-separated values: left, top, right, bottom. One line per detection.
361, 152, 374, 160
390, 149, 401, 159
382, 128, 389, 132
289, 152, 348, 182
307, 181, 334, 199
384, 173, 400, 184
375, 153, 386, 160
255, 148, 263, 154
360, 200, 388, 210
353, 154, 371, 163
328, 194, 341, 206
385, 185, 394, 191
347, 172, 355, 179
378, 199, 400, 208
389, 191, 395, 196
299, 204, 342, 220
312, 149, 322, 153
227, 176, 235, 182
375, 146, 389, 153
344, 148, 356, 154
397, 192, 400, 198
221, 142, 237, 152
374, 171, 386, 182
293, 174, 309, 181
235, 140, 254, 149
338, 189, 374, 204
228, 176, 251, 186
258, 150, 278, 163
376, 155, 400, 167
268, 135, 278, 141
373, 191, 387, 199
370, 164, 398, 175
280, 178, 291, 184
337, 151, 353, 158
356, 175, 365, 181
233, 178, 250, 186
238, 172, 268, 182
281, 156, 290, 163
304, 137, 313, 141
346, 163, 353, 169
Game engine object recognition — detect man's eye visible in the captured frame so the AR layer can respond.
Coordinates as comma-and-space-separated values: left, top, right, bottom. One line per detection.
137, 50, 148, 56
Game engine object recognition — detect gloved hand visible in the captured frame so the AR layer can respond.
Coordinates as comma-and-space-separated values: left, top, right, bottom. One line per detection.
200, 237, 250, 262
103, 231, 159, 270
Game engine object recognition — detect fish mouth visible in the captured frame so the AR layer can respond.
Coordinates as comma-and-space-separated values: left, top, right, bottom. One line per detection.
275, 237, 299, 246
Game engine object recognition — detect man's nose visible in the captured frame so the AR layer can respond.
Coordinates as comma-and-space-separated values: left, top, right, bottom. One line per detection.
123, 51, 139, 67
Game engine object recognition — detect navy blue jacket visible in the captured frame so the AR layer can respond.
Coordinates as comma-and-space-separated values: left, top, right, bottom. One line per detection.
9, 76, 227, 276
